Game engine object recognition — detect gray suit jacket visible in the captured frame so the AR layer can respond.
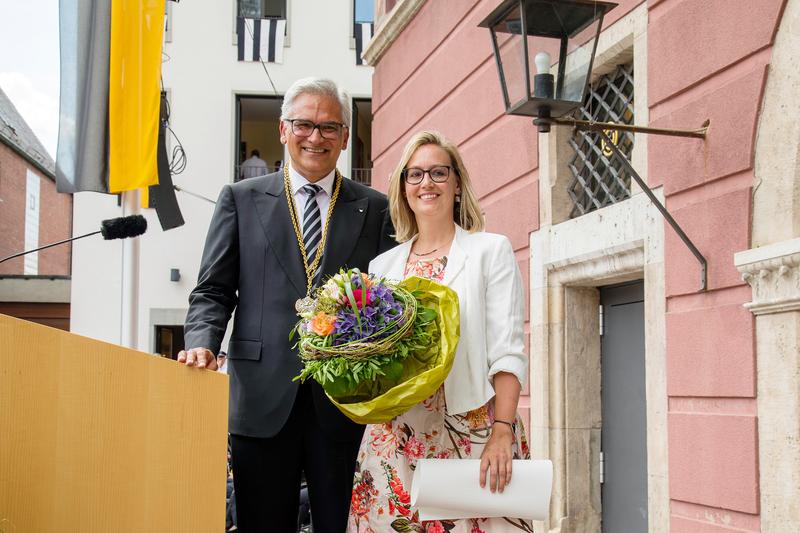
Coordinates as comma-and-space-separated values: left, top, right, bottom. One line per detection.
184, 171, 395, 438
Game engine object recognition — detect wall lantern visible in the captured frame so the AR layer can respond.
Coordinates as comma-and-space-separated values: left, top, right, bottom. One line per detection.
479, 0, 617, 132
480, 0, 712, 290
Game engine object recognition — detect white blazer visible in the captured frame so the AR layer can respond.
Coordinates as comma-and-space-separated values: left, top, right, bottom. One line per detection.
369, 224, 528, 415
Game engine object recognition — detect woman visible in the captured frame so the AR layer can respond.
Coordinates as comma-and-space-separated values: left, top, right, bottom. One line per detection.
347, 131, 532, 532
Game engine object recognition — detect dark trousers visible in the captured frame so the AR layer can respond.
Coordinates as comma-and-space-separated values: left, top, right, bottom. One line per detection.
226, 478, 237, 530
230, 382, 363, 533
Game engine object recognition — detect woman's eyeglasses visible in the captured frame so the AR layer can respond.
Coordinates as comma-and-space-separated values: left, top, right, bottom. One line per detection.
402, 166, 453, 185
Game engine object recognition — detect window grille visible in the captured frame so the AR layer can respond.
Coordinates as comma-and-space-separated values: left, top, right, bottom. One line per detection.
567, 63, 634, 218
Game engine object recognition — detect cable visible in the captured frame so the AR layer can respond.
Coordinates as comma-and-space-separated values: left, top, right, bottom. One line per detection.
173, 185, 216, 205
158, 82, 188, 175
167, 125, 187, 174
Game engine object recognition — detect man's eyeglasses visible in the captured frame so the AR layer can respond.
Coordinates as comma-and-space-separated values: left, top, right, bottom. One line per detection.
402, 166, 453, 185
285, 119, 347, 140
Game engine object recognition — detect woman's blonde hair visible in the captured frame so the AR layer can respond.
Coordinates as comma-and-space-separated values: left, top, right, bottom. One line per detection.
388, 131, 484, 242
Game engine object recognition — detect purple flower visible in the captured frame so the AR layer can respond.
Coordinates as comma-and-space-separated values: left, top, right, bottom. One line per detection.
327, 278, 407, 345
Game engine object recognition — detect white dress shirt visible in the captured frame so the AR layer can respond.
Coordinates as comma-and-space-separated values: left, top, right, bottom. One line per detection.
287, 163, 335, 223
240, 155, 269, 179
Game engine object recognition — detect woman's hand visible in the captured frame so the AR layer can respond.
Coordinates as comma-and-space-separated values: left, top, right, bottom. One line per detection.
479, 421, 515, 493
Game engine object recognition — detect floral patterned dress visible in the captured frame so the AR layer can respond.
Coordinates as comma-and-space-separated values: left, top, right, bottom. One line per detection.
347, 256, 533, 533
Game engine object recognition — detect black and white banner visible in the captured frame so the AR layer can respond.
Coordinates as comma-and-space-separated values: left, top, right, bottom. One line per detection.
237, 17, 285, 63
354, 22, 374, 66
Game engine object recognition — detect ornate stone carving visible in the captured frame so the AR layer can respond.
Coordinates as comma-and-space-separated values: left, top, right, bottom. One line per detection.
735, 238, 800, 315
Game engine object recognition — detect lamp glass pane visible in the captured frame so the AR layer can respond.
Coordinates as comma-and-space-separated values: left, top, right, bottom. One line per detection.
526, 34, 562, 99
491, 7, 528, 108
561, 16, 601, 103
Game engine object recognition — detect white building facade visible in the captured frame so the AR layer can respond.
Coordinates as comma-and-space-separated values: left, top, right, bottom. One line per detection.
70, 0, 375, 354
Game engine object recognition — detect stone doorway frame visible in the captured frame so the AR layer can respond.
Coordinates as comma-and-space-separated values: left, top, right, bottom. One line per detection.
529, 5, 668, 532
529, 193, 667, 533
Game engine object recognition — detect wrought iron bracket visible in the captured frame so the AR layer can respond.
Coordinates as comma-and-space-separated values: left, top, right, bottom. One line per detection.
550, 117, 710, 139
536, 117, 709, 291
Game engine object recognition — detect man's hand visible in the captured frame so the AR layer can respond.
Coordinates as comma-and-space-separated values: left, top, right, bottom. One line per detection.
479, 422, 514, 493
177, 347, 218, 370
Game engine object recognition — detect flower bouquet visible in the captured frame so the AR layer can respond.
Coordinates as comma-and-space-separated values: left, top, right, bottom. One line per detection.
292, 269, 459, 424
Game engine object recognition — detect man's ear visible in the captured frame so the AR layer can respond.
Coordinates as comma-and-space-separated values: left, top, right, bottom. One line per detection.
279, 120, 288, 144
340, 127, 350, 150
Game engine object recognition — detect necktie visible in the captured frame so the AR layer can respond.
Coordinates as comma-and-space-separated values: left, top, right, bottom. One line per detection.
301, 184, 323, 279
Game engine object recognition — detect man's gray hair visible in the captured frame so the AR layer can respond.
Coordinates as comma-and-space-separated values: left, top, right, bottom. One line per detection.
280, 78, 351, 127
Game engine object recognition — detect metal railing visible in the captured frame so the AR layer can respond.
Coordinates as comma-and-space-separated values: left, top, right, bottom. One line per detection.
234, 164, 279, 182
350, 167, 372, 186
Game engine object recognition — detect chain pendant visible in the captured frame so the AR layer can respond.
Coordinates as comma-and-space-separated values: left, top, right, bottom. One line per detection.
284, 165, 343, 315
295, 296, 316, 315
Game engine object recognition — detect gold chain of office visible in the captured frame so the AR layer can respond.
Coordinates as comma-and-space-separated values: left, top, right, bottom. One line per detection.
283, 164, 342, 296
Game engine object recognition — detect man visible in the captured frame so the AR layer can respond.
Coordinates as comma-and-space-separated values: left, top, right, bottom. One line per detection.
216, 351, 228, 373
239, 149, 268, 180
178, 78, 394, 532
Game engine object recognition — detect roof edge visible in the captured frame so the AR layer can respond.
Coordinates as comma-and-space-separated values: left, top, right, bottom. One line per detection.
0, 136, 57, 182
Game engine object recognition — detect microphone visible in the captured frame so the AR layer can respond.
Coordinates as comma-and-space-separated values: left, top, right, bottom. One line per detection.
101, 214, 148, 240
0, 214, 148, 264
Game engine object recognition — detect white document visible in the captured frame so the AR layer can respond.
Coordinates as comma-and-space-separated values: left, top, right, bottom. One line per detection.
410, 459, 553, 521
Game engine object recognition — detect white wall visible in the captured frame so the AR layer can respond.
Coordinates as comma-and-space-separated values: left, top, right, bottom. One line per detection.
70, 0, 373, 351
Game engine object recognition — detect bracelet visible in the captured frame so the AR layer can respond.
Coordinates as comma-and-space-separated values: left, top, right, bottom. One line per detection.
493, 419, 513, 428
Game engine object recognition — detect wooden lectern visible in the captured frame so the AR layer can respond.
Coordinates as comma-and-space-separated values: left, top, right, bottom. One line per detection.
0, 314, 229, 532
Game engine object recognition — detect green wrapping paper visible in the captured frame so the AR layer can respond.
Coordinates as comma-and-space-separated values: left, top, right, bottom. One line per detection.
327, 277, 460, 424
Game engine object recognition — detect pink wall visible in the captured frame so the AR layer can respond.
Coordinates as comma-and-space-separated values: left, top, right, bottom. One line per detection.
652, 0, 786, 530
371, 0, 786, 528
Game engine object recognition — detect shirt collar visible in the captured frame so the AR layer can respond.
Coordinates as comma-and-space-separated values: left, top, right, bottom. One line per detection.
288, 163, 336, 197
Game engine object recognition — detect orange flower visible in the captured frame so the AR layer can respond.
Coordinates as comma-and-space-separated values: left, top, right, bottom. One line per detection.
361, 272, 374, 289
310, 312, 336, 336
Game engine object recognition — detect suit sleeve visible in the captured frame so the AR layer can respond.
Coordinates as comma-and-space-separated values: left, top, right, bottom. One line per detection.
184, 184, 240, 354
484, 236, 528, 387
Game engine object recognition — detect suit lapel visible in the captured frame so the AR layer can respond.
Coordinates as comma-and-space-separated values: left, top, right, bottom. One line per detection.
250, 174, 307, 297
386, 240, 413, 280
442, 225, 467, 286
319, 179, 369, 279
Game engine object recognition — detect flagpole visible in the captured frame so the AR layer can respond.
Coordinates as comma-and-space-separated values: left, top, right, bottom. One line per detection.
120, 189, 141, 349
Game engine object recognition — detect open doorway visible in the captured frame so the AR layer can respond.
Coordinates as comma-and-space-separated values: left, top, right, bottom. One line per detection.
235, 95, 284, 182
154, 324, 185, 360
351, 98, 372, 185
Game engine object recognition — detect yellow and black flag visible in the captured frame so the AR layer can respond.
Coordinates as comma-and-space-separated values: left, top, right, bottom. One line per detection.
56, 0, 183, 229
